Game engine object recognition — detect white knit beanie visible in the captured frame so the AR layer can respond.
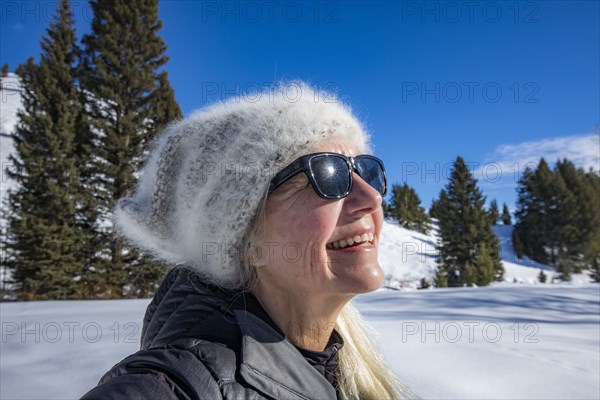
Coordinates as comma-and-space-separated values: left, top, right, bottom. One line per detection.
114, 81, 371, 288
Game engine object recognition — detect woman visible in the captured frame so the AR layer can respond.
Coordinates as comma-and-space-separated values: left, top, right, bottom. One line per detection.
82, 82, 413, 399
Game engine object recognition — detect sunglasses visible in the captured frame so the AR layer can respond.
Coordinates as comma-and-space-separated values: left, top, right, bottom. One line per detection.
268, 152, 388, 199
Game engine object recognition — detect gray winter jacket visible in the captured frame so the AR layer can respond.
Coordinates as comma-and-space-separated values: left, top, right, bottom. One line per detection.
81, 268, 341, 400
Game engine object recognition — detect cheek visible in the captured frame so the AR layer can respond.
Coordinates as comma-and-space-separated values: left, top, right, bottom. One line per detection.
266, 198, 340, 245
297, 205, 340, 243
271, 211, 337, 251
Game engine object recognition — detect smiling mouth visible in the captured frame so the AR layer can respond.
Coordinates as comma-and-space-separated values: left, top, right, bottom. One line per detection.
326, 232, 375, 249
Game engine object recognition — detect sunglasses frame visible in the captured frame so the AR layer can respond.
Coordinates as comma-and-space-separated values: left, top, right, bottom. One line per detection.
268, 152, 388, 199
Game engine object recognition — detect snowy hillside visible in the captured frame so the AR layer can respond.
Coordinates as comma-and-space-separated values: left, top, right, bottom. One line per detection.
1, 285, 598, 399
0, 73, 21, 212
0, 73, 22, 293
378, 220, 439, 289
379, 220, 593, 289
0, 73, 22, 134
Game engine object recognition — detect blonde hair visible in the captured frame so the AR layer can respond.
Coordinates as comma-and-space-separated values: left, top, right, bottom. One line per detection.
336, 303, 413, 399
240, 192, 416, 400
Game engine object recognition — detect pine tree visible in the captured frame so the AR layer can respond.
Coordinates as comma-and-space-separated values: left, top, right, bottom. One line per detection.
591, 256, 600, 283
81, 0, 181, 297
514, 158, 599, 274
435, 157, 503, 287
501, 203, 512, 225
434, 264, 448, 288
429, 191, 445, 221
151, 71, 182, 129
1, 64, 8, 77
388, 183, 430, 234
4, 0, 93, 299
585, 173, 600, 276
514, 159, 565, 266
512, 228, 524, 259
538, 269, 547, 283
555, 159, 600, 271
557, 261, 572, 281
382, 199, 393, 219
474, 243, 495, 286
488, 199, 499, 225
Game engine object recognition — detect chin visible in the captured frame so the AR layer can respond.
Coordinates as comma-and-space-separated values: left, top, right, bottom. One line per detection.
337, 262, 385, 294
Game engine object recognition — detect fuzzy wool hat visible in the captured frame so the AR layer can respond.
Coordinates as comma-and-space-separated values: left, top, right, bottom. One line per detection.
115, 81, 372, 288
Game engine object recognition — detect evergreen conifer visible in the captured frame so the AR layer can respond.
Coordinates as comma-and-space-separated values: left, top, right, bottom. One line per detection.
514, 159, 564, 266
501, 203, 512, 225
434, 264, 448, 288
382, 199, 393, 219
429, 192, 445, 221
488, 199, 499, 225
435, 157, 503, 287
555, 160, 600, 271
591, 256, 600, 283
81, 0, 181, 297
557, 261, 572, 281
474, 243, 495, 286
538, 269, 547, 283
4, 0, 93, 299
388, 183, 430, 234
514, 157, 600, 275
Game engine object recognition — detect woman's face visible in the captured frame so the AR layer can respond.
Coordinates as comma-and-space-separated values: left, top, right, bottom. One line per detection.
254, 141, 385, 299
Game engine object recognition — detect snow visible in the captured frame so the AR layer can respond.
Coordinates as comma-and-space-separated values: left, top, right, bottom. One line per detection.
1, 285, 598, 399
494, 225, 592, 286
0, 73, 22, 209
0, 73, 22, 293
0, 299, 148, 399
380, 220, 593, 289
365, 285, 600, 399
379, 220, 438, 289
0, 73, 22, 136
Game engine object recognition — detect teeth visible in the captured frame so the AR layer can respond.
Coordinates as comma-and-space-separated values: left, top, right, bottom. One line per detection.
326, 232, 375, 250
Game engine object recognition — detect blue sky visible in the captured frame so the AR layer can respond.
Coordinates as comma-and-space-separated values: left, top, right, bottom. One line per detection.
1, 0, 599, 212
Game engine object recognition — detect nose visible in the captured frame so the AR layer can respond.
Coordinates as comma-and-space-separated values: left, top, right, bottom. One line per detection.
344, 172, 382, 214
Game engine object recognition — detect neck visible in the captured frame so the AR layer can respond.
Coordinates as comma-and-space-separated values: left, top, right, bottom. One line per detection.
252, 283, 350, 351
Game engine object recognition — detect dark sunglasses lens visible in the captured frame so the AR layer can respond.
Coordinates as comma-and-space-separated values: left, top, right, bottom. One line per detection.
355, 157, 386, 195
310, 155, 351, 197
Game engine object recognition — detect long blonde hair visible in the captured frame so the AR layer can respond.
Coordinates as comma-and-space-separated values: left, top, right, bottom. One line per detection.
336, 303, 413, 399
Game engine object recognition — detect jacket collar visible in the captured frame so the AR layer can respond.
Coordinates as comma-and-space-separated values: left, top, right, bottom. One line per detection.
234, 309, 337, 400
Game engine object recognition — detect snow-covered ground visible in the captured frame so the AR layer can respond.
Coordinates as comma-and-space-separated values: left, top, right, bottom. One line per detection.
1, 285, 598, 399
368, 285, 600, 399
